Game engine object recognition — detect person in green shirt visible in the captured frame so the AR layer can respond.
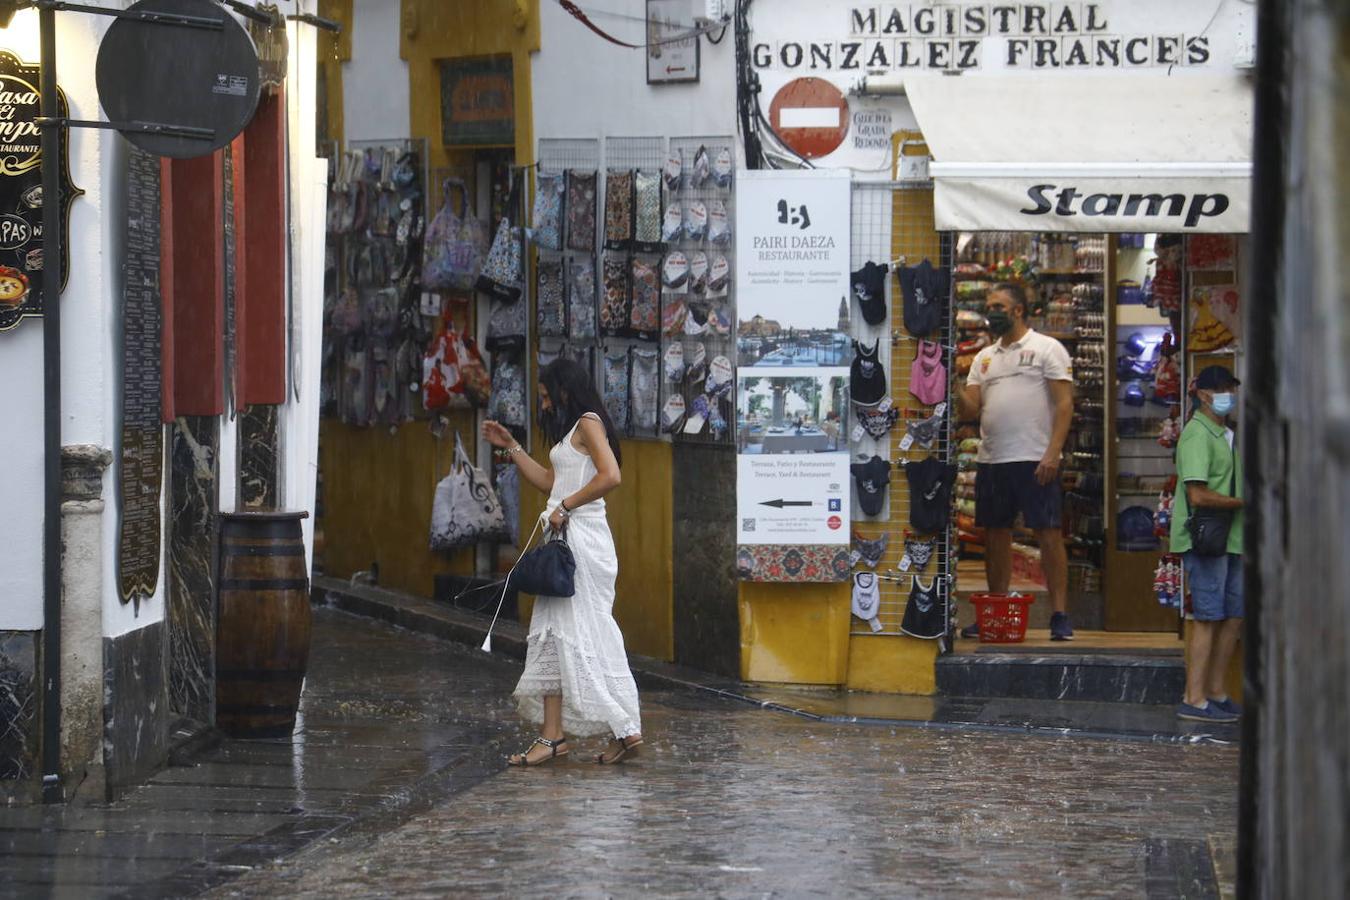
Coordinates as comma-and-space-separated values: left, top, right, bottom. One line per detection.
1170, 365, 1245, 724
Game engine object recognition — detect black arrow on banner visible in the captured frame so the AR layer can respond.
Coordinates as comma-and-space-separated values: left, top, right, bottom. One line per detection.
759, 499, 814, 509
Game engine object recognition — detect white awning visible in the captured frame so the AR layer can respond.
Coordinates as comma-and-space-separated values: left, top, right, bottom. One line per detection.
904, 74, 1254, 233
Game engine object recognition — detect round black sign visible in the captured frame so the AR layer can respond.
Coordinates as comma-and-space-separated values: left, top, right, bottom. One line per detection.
95, 0, 262, 159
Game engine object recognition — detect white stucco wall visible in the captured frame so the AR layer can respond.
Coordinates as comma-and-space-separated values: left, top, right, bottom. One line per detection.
284, 0, 327, 571
530, 0, 909, 177
342, 0, 410, 142
532, 0, 736, 150
0, 10, 136, 633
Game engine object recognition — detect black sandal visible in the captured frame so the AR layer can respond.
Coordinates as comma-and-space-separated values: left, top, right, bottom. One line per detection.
596, 735, 643, 765
507, 736, 569, 767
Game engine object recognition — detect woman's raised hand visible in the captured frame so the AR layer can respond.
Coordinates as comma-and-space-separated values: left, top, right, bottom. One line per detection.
481, 420, 516, 449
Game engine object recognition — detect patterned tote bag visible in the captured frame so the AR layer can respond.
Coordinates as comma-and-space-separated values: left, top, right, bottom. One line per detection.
602, 349, 631, 431
604, 169, 634, 251
536, 257, 566, 337
600, 255, 629, 337
565, 169, 598, 253
567, 256, 597, 339
530, 171, 565, 251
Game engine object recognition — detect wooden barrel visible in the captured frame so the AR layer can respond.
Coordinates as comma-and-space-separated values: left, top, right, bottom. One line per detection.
216, 511, 312, 739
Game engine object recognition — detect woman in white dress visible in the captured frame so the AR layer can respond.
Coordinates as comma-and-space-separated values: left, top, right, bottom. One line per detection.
481, 358, 644, 766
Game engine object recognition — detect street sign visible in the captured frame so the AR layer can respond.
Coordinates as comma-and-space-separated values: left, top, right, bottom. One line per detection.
95, 0, 262, 158
768, 77, 850, 160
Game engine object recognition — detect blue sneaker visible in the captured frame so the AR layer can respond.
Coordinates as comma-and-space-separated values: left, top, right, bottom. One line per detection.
1049, 611, 1074, 641
1176, 702, 1239, 723
1208, 696, 1243, 717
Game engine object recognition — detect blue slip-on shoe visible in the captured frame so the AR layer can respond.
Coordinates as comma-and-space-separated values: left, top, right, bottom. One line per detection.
1207, 696, 1243, 717
1176, 702, 1239, 723
960, 622, 980, 639
1049, 611, 1074, 641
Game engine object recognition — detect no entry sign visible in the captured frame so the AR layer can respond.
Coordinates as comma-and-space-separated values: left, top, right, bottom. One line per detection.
768, 77, 850, 160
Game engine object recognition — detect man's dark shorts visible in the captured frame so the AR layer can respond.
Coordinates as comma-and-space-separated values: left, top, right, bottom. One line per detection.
975, 461, 1062, 529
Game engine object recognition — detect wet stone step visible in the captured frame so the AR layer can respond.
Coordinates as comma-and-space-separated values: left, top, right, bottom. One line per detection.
0, 828, 237, 860
0, 853, 185, 887
935, 653, 1185, 705
0, 808, 292, 837
146, 760, 399, 792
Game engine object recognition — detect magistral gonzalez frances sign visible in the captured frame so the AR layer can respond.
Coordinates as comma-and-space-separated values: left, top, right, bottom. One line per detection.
750, 3, 1246, 72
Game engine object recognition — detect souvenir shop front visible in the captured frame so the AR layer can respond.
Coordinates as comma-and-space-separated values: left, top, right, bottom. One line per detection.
905, 74, 1252, 647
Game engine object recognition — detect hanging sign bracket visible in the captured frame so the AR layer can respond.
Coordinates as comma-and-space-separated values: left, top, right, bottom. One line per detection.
36, 116, 215, 141
36, 0, 226, 30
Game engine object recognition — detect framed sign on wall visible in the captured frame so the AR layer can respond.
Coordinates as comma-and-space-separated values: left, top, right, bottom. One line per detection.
646, 0, 700, 85
439, 55, 515, 147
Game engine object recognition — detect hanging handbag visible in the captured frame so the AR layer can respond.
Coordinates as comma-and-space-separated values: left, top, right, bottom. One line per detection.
1185, 440, 1237, 557
422, 178, 488, 292
509, 529, 577, 598
422, 316, 489, 410
430, 432, 510, 551
476, 177, 525, 302
530, 171, 565, 251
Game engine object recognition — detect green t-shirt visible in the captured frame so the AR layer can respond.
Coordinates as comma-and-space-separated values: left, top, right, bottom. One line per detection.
1169, 413, 1244, 555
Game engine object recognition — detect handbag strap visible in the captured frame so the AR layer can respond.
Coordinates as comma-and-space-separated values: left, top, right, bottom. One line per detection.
480, 515, 546, 652
442, 177, 469, 219
453, 431, 472, 471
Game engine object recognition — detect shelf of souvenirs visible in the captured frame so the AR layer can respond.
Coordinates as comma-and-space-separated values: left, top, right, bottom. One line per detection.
1036, 269, 1106, 278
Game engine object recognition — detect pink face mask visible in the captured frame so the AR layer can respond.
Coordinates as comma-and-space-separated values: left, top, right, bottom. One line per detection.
909, 340, 947, 406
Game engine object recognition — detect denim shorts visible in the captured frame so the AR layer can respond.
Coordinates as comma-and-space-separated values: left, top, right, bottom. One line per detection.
1183, 551, 1244, 621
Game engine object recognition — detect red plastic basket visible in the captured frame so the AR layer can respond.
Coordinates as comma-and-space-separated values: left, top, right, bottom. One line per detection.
970, 592, 1034, 643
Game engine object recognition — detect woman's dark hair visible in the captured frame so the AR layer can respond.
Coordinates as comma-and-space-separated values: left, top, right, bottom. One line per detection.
990, 282, 1030, 317
538, 358, 623, 466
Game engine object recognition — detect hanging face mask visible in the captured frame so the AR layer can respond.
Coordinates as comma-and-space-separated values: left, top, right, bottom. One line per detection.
1211, 392, 1235, 416
986, 310, 1013, 336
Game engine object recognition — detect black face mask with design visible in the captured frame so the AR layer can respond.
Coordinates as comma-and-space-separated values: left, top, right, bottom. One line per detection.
986, 310, 1013, 336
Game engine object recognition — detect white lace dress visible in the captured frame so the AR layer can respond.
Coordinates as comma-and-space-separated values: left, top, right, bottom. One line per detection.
514, 414, 642, 739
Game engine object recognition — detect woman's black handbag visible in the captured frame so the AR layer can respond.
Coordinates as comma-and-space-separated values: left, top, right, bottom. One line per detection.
1185, 439, 1237, 557
508, 532, 576, 597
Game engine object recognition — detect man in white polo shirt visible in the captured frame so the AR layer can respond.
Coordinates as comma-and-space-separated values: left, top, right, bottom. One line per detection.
956, 283, 1076, 640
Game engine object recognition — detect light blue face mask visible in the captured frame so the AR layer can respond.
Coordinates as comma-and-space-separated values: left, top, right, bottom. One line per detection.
1211, 392, 1235, 416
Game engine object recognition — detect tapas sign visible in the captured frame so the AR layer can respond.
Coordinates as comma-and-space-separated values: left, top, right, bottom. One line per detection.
0, 50, 82, 333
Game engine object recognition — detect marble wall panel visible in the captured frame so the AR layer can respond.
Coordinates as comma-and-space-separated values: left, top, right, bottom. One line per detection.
0, 631, 37, 784
672, 444, 739, 678
103, 621, 167, 796
238, 404, 279, 509
167, 416, 219, 726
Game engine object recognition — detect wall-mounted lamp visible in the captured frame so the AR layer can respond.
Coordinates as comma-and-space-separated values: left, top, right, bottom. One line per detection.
849, 72, 907, 97
0, 1, 33, 28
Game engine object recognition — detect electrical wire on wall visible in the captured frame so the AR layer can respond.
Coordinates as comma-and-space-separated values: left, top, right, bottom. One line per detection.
733, 0, 819, 171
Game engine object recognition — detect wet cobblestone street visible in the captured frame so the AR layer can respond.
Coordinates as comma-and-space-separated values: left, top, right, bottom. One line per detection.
201, 610, 1237, 899
1, 608, 1238, 898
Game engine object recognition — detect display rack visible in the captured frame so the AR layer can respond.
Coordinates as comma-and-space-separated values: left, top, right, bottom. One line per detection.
847, 181, 955, 639
664, 135, 736, 445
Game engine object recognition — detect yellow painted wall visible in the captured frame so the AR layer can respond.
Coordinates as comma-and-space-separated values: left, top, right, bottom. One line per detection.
321, 0, 676, 660
739, 583, 851, 685
846, 636, 938, 694
319, 418, 474, 597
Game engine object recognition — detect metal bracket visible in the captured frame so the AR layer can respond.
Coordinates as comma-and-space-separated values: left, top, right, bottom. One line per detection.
286, 11, 342, 33
36, 0, 226, 30
36, 117, 215, 141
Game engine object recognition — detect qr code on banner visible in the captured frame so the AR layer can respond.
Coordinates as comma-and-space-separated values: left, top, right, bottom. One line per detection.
742, 518, 756, 532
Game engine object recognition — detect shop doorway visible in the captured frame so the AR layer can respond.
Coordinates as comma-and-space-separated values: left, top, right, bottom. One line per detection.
950, 231, 1244, 647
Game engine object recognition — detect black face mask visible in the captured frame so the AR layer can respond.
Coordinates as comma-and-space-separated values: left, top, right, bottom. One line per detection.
986, 310, 1013, 336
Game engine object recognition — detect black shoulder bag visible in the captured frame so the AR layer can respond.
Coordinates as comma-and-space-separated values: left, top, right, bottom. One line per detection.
1185, 434, 1237, 557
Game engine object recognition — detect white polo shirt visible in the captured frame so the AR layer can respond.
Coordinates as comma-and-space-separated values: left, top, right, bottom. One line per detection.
966, 329, 1073, 464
